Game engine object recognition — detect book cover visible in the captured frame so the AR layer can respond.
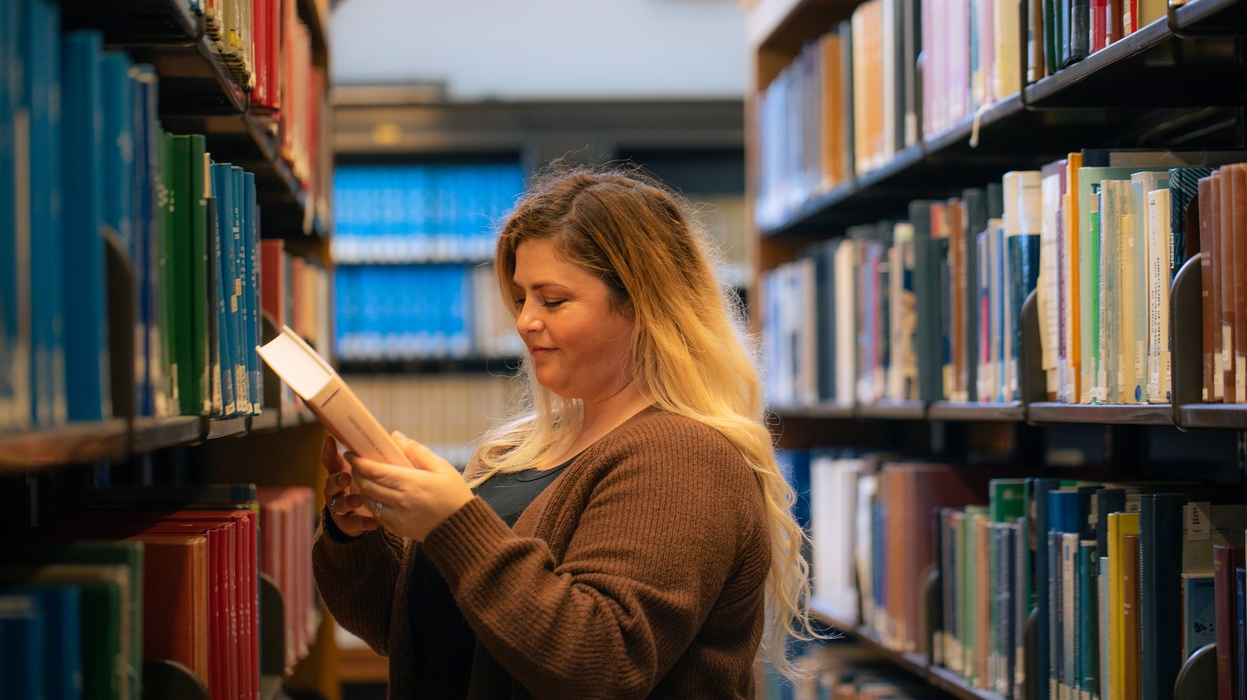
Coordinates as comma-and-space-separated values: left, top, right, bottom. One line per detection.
1080, 540, 1098, 700
1213, 544, 1244, 700
169, 135, 196, 415
1145, 187, 1173, 403
190, 136, 210, 415
1033, 477, 1062, 700
60, 30, 111, 421
210, 165, 236, 415
1108, 511, 1140, 700
1005, 172, 1042, 402
1122, 533, 1141, 700
1232, 165, 1247, 405
963, 188, 987, 402
1238, 566, 1246, 700
1199, 175, 1220, 402
1062, 532, 1078, 699
1218, 168, 1237, 402
1182, 573, 1216, 662
1168, 167, 1212, 278
1140, 493, 1188, 700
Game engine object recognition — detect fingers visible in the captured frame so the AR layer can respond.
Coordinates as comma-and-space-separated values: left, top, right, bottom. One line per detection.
336, 511, 379, 534
350, 460, 407, 504
349, 454, 415, 492
393, 432, 456, 474
323, 471, 353, 500
321, 436, 349, 474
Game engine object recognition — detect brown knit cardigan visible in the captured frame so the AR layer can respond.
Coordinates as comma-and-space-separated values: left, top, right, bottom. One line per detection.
312, 408, 771, 699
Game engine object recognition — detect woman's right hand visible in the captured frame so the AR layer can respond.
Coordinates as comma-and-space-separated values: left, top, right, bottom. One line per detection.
322, 436, 380, 537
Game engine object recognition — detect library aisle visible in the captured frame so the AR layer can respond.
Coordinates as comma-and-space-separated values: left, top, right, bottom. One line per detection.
7, 0, 1247, 697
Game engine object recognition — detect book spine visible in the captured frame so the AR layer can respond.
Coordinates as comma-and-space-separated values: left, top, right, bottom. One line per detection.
1198, 176, 1219, 402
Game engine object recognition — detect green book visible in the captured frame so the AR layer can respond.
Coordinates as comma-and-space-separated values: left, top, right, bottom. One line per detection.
990, 479, 1027, 522
1079, 541, 1098, 700
169, 135, 196, 415
190, 135, 210, 415
962, 505, 990, 678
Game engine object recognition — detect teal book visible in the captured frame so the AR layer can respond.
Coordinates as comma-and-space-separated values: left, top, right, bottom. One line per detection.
1079, 541, 1097, 700
211, 163, 237, 415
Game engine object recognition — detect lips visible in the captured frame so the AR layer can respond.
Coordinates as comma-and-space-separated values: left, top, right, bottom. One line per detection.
529, 346, 556, 357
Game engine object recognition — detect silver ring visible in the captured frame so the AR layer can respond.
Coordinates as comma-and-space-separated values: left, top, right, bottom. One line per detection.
329, 496, 339, 515
374, 501, 384, 518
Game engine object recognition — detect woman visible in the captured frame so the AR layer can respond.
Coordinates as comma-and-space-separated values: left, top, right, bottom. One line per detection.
314, 166, 814, 698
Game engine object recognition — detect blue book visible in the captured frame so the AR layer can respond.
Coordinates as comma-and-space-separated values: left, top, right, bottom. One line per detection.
32, 585, 82, 700
1239, 567, 1246, 700
131, 64, 159, 418
1030, 477, 1061, 700
26, 0, 64, 429
229, 166, 246, 412
211, 164, 236, 415
0, 591, 44, 700
60, 31, 111, 421
1006, 231, 1041, 401
243, 172, 259, 413
99, 52, 134, 254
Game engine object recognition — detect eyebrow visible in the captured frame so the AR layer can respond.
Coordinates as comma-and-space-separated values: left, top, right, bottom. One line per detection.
512, 281, 567, 292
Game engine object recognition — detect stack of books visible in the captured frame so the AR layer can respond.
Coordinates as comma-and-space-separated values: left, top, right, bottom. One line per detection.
0, 484, 318, 698
0, 11, 331, 432
806, 462, 1247, 700
1196, 165, 1247, 404
762, 151, 1247, 409
331, 164, 527, 264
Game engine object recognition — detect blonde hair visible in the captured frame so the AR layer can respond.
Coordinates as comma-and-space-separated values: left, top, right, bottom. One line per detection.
467, 164, 816, 680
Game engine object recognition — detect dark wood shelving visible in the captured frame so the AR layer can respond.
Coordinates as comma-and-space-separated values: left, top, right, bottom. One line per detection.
771, 402, 856, 420
1027, 402, 1174, 425
249, 411, 281, 434
928, 402, 1025, 422
756, 0, 1247, 239
0, 420, 130, 472
809, 598, 1006, 700
1176, 404, 1247, 430
130, 415, 205, 454
206, 416, 250, 440
857, 400, 927, 420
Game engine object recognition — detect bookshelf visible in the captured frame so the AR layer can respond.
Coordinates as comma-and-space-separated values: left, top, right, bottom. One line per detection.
0, 0, 340, 697
748, 0, 1247, 695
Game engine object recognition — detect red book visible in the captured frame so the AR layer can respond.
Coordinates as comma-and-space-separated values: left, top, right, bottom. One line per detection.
1091, 0, 1107, 51
261, 240, 286, 327
1214, 544, 1245, 700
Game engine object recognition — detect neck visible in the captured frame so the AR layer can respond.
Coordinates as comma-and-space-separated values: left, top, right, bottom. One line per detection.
547, 380, 653, 468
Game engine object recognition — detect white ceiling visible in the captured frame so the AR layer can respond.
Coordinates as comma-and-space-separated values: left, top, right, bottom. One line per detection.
330, 0, 747, 100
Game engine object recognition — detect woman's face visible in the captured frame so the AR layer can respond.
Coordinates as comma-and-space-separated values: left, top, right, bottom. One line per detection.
512, 238, 635, 401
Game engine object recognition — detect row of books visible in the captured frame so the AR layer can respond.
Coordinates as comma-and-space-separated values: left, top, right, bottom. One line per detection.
754, 0, 1168, 230
806, 456, 1247, 700
331, 164, 527, 263
264, 243, 333, 363
347, 372, 514, 467
335, 263, 524, 362
0, 12, 333, 431
186, 0, 326, 200
0, 485, 316, 700
762, 150, 1247, 409
1195, 165, 1247, 404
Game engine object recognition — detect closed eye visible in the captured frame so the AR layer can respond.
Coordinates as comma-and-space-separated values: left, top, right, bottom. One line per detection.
543, 300, 566, 308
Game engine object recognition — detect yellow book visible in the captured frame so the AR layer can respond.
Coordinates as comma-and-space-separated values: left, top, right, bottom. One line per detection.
1066, 153, 1083, 403
1107, 512, 1140, 700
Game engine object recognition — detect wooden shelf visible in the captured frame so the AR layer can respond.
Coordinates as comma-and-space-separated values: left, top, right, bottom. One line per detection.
1176, 403, 1247, 430
1027, 402, 1174, 425
0, 420, 130, 472
928, 402, 1025, 422
206, 416, 250, 440
857, 400, 927, 420
249, 411, 281, 434
755, 0, 1247, 239
771, 402, 856, 420
131, 416, 205, 454
809, 598, 1009, 700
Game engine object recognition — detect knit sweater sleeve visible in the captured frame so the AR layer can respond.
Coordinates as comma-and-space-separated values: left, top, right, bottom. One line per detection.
422, 420, 761, 700
311, 509, 408, 656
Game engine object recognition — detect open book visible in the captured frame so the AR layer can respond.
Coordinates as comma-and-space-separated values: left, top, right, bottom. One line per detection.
256, 327, 412, 467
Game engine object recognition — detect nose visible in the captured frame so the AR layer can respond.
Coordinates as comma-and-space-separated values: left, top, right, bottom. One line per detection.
516, 299, 543, 334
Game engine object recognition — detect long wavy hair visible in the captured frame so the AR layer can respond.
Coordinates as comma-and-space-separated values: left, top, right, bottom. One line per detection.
466, 164, 815, 680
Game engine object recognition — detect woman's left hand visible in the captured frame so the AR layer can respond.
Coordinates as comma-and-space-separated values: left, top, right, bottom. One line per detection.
345, 432, 475, 542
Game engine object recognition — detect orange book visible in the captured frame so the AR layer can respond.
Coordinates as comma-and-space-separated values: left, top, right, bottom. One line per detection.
1200, 175, 1219, 402
1220, 168, 1237, 402
819, 33, 847, 189
1065, 154, 1084, 402
139, 535, 210, 682
1122, 533, 1141, 700
1212, 172, 1226, 401
1233, 165, 1247, 404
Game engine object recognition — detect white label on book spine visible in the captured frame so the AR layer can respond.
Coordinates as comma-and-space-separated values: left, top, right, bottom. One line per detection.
1187, 502, 1211, 541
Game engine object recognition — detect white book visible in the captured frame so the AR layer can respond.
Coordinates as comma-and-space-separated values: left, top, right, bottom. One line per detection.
1131, 172, 1169, 403
257, 326, 412, 467
1146, 188, 1173, 402
1041, 170, 1063, 399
